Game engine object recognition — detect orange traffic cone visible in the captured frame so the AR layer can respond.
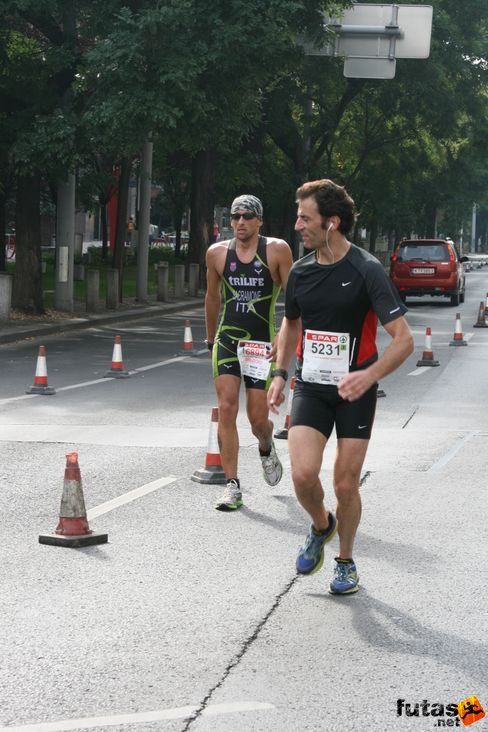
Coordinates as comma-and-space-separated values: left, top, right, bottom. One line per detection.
191, 407, 226, 485
26, 345, 55, 395
473, 300, 488, 328
104, 335, 130, 377
179, 319, 197, 355
275, 376, 296, 439
39, 452, 108, 547
449, 312, 467, 346
484, 292, 488, 320
416, 327, 440, 366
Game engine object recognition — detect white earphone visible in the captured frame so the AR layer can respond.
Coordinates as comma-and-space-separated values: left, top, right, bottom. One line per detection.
327, 222, 334, 232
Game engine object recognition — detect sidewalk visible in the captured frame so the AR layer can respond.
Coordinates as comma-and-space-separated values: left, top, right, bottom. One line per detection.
0, 295, 204, 346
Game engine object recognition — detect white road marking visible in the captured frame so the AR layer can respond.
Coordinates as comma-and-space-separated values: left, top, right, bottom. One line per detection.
0, 701, 275, 732
87, 476, 178, 519
428, 431, 477, 471
0, 352, 208, 406
408, 367, 431, 376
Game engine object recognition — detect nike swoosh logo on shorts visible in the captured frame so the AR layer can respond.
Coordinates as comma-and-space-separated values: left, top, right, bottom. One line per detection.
358, 425, 367, 430
390, 306, 400, 314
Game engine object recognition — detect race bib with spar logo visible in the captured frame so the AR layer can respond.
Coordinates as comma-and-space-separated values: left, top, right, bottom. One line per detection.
237, 340, 272, 381
301, 329, 350, 385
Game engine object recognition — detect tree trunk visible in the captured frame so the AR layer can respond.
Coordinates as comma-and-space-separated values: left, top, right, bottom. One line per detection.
112, 159, 131, 301
12, 174, 43, 313
188, 149, 216, 270
0, 192, 6, 272
98, 194, 109, 262
369, 218, 378, 255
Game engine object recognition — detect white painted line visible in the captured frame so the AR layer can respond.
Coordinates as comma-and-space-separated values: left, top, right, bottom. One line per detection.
429, 431, 477, 471
87, 476, 178, 519
0, 701, 275, 731
0, 352, 208, 406
408, 367, 431, 376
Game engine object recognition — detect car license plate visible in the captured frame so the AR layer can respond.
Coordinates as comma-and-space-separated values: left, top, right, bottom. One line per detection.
411, 267, 435, 274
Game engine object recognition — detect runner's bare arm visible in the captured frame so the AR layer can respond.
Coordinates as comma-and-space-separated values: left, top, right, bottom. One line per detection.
205, 245, 224, 343
338, 316, 414, 402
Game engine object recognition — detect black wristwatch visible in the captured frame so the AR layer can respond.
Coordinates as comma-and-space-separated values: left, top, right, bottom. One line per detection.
270, 368, 288, 381
205, 339, 214, 351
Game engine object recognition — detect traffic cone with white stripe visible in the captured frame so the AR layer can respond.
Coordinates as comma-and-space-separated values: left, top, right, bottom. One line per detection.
191, 407, 226, 485
473, 300, 488, 328
416, 327, 440, 366
104, 335, 129, 377
449, 312, 467, 346
179, 319, 197, 355
26, 345, 55, 395
274, 376, 296, 439
39, 452, 108, 547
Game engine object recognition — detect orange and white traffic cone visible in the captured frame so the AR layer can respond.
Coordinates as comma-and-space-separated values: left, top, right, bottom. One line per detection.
274, 376, 296, 439
449, 312, 467, 346
179, 319, 197, 355
104, 335, 130, 377
416, 327, 440, 366
191, 407, 227, 485
26, 345, 55, 395
473, 300, 488, 328
39, 452, 108, 547
484, 293, 488, 320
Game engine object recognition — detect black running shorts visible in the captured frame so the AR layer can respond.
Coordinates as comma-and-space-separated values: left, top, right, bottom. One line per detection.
212, 338, 270, 390
289, 380, 377, 439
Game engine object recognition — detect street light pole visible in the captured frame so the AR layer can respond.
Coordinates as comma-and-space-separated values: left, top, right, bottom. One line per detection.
136, 138, 153, 302
55, 174, 75, 312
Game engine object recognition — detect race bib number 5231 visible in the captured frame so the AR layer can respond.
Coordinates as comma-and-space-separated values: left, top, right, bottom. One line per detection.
301, 330, 350, 385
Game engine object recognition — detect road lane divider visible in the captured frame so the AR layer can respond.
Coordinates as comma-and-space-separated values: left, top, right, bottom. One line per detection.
39, 452, 108, 548
449, 312, 468, 346
87, 475, 177, 520
191, 407, 226, 485
26, 345, 56, 395
0, 701, 275, 732
416, 327, 440, 367
104, 335, 130, 378
0, 353, 207, 406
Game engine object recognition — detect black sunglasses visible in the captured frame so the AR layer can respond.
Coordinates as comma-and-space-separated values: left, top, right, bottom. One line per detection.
230, 212, 256, 221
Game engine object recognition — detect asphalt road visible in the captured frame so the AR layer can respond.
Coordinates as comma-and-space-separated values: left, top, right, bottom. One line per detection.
1, 270, 487, 732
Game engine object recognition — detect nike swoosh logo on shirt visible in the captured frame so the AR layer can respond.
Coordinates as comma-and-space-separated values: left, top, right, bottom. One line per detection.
390, 307, 401, 314
342, 281, 352, 287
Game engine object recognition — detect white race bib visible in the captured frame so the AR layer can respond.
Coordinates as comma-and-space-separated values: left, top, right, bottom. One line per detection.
301, 329, 350, 385
237, 340, 272, 381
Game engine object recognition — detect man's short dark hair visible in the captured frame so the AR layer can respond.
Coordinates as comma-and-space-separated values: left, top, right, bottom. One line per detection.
296, 179, 357, 235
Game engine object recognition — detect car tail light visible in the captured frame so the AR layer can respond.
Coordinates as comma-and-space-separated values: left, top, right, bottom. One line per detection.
447, 246, 455, 263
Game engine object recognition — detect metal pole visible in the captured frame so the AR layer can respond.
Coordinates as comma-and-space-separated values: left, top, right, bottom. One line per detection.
471, 203, 477, 253
137, 138, 153, 302
55, 174, 76, 312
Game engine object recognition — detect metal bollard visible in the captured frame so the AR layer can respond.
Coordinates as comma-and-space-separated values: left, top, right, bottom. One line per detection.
157, 262, 169, 302
0, 273, 12, 321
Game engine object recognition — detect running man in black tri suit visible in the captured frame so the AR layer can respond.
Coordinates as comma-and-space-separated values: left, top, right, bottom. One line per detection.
267, 180, 414, 594
205, 195, 293, 511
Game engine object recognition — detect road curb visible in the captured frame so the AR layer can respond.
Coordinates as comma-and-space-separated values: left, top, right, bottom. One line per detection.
0, 298, 203, 345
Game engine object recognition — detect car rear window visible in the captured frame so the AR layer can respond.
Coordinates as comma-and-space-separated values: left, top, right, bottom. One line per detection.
398, 244, 448, 262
